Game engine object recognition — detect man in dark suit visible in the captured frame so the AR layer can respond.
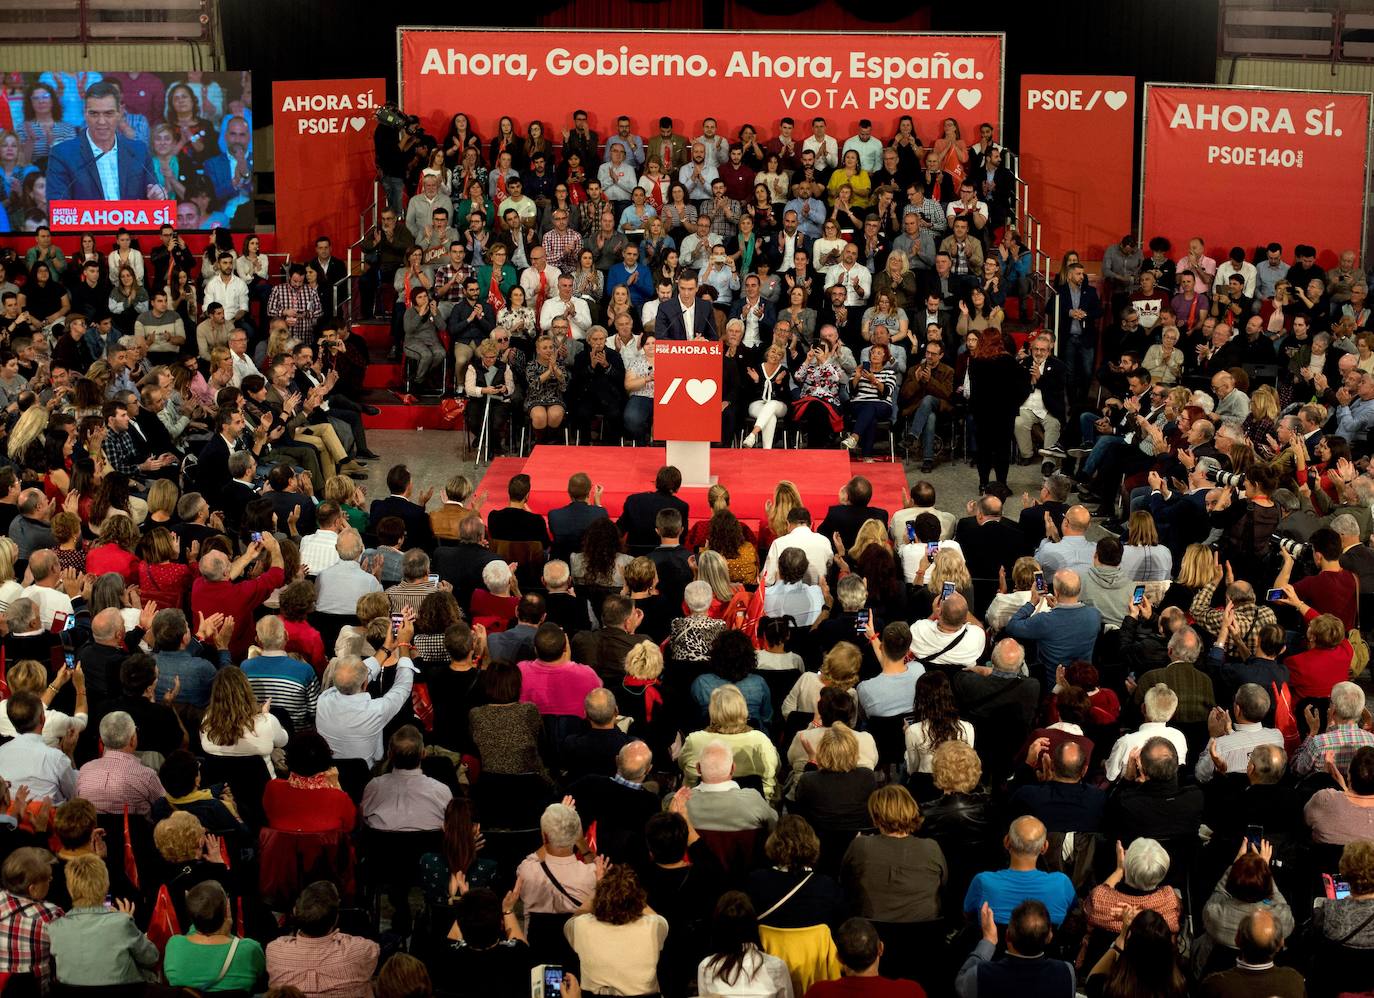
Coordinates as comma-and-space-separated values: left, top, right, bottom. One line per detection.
547, 472, 610, 562
565, 740, 659, 863
306, 236, 349, 323
1054, 262, 1102, 398
369, 464, 436, 552
219, 451, 260, 535
653, 273, 718, 341
817, 476, 891, 553
954, 493, 1026, 582
646, 509, 694, 610
727, 277, 776, 342
431, 516, 504, 612
766, 211, 813, 273
1012, 333, 1069, 465
953, 637, 1041, 785
1017, 474, 1072, 555
196, 408, 246, 502
618, 466, 690, 551
46, 81, 161, 202
261, 462, 317, 537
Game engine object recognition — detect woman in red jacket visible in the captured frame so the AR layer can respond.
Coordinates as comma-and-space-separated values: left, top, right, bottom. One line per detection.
1281, 588, 1354, 700
83, 514, 142, 584
137, 527, 198, 612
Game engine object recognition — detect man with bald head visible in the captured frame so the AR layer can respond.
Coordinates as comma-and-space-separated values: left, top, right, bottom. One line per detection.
565, 739, 660, 863
1005, 569, 1102, 683
963, 816, 1076, 926
77, 607, 135, 705
191, 531, 286, 657
1200, 909, 1305, 998
1034, 503, 1095, 574
909, 593, 985, 670
954, 493, 1025, 580
1009, 737, 1106, 836
315, 613, 419, 769
7, 488, 55, 559
18, 548, 75, 628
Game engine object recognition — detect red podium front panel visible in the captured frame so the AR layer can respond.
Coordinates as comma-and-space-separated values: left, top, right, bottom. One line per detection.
654, 341, 723, 443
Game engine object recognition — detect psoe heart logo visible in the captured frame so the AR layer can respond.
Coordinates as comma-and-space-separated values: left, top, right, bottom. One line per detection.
1026, 88, 1129, 112
280, 90, 379, 136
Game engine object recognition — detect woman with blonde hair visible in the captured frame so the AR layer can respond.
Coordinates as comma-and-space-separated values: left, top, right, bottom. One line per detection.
1244, 384, 1280, 455
695, 549, 739, 615
6, 405, 47, 466
0, 658, 86, 745
1162, 542, 1215, 610
199, 666, 288, 776
985, 556, 1042, 634
840, 784, 946, 924
254, 321, 297, 370
616, 639, 673, 761
920, 548, 974, 616
0, 536, 22, 610
47, 853, 159, 987
873, 249, 918, 313
845, 519, 890, 563
678, 684, 780, 799
1121, 510, 1172, 582
687, 484, 756, 549
794, 722, 877, 844
323, 474, 368, 532
761, 480, 802, 553
145, 479, 179, 526
782, 641, 861, 716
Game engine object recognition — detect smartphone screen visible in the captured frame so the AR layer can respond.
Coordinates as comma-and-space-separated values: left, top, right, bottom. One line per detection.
64, 652, 75, 671
1265, 588, 1285, 602
854, 609, 869, 634
390, 613, 403, 630
428, 573, 439, 586
1033, 572, 1045, 593
543, 966, 565, 998
63, 612, 75, 632
926, 541, 939, 559
251, 531, 263, 543
1336, 879, 1352, 900
941, 581, 956, 599
1132, 585, 1145, 606
1246, 824, 1264, 849
905, 521, 916, 543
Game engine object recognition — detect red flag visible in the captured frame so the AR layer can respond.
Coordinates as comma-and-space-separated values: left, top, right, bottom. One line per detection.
122, 804, 140, 891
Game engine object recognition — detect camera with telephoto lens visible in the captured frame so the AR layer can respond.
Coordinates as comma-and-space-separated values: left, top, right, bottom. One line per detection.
1272, 534, 1309, 560
1207, 467, 1246, 489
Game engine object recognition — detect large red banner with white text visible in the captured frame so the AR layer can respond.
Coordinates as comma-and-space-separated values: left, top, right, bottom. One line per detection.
272, 78, 386, 262
50, 200, 176, 232
1142, 84, 1372, 268
1019, 76, 1135, 262
398, 28, 1004, 146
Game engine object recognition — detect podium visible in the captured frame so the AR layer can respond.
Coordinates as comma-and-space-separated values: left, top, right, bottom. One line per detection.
654, 340, 722, 487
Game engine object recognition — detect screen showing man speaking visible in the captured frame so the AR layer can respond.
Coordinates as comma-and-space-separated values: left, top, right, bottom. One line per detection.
0, 70, 253, 232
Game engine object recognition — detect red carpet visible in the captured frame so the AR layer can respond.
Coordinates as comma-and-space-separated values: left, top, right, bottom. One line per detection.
476, 446, 909, 527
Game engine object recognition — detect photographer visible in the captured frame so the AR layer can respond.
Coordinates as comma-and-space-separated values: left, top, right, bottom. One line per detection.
148, 224, 195, 295
1273, 526, 1358, 630
1208, 462, 1282, 583
374, 106, 418, 215
792, 328, 847, 447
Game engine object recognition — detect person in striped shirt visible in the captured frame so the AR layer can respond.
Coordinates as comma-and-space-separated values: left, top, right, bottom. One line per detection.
242, 615, 320, 729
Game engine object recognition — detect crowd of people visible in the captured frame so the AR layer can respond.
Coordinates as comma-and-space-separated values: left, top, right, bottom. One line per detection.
368, 109, 1029, 454
0, 71, 255, 232
0, 100, 1367, 998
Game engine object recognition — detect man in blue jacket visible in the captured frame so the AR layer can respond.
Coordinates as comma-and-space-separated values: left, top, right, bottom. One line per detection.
46, 80, 162, 203
1005, 569, 1102, 685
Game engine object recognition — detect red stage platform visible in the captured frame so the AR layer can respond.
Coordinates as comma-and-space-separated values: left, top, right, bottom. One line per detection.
476, 446, 910, 528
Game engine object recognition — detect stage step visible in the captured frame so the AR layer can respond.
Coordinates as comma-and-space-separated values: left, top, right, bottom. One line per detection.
351, 320, 392, 354
363, 361, 404, 389
358, 388, 461, 432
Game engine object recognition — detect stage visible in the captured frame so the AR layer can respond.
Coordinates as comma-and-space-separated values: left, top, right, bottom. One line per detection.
475, 446, 910, 528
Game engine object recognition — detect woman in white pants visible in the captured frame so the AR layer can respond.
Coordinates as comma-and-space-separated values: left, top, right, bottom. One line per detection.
742, 343, 792, 449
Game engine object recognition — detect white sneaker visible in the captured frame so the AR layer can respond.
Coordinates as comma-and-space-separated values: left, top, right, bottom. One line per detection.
841, 434, 858, 450
742, 432, 757, 448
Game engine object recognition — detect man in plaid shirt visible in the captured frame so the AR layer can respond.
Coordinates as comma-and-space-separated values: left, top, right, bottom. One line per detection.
1292, 681, 1374, 775
267, 265, 322, 347
101, 400, 176, 483
541, 209, 583, 274
0, 847, 63, 994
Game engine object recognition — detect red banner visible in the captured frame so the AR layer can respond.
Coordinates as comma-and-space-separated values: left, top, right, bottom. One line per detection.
399, 29, 1003, 145
49, 200, 175, 232
1018, 76, 1135, 262
1142, 85, 1372, 268
655, 341, 723, 442
272, 78, 386, 262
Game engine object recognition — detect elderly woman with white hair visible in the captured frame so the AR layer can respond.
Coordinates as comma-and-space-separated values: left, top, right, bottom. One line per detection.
668, 580, 728, 662
470, 559, 518, 625
1083, 837, 1180, 936
678, 684, 780, 800
514, 801, 597, 931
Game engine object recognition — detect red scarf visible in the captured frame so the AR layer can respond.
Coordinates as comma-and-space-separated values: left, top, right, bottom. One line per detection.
487, 269, 506, 311
536, 267, 549, 315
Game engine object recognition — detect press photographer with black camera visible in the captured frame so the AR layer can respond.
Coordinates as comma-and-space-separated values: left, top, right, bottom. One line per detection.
374, 103, 426, 215
1207, 461, 1281, 583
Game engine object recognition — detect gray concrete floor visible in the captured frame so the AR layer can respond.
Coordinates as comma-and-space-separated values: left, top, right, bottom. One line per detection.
361, 429, 1090, 530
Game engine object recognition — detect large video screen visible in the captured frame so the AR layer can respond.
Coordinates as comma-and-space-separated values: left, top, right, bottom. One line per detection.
0, 70, 253, 232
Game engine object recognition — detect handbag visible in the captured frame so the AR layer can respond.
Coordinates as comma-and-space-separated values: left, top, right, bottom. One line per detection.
438, 396, 466, 430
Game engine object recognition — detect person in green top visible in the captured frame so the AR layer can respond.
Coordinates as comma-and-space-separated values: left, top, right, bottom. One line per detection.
324, 473, 370, 533
163, 880, 266, 994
